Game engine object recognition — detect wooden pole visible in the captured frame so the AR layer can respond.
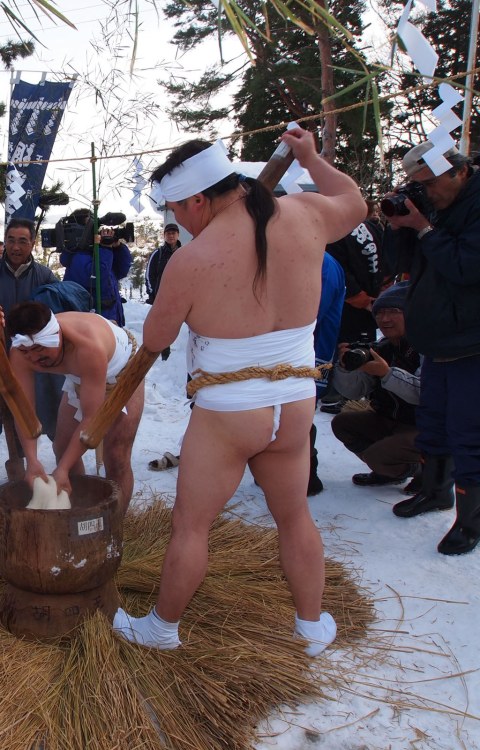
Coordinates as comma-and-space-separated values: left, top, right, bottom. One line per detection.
459, 0, 479, 155
0, 330, 42, 441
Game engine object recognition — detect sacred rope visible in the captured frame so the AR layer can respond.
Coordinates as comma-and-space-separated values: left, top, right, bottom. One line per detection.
186, 362, 333, 398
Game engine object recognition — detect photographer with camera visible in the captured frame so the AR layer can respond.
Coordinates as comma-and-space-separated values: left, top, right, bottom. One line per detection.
58, 209, 133, 327
330, 282, 422, 488
383, 142, 480, 556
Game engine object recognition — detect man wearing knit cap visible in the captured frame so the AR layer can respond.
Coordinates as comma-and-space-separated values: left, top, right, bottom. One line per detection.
330, 282, 422, 489
385, 140, 480, 556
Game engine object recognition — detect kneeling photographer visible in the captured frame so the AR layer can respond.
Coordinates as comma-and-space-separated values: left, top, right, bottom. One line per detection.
330, 282, 422, 489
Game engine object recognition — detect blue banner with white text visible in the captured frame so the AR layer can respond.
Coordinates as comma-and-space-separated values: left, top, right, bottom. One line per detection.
5, 78, 74, 225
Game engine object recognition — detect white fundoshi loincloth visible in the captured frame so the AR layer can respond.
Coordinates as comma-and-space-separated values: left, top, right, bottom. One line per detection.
62, 318, 133, 421
187, 322, 316, 441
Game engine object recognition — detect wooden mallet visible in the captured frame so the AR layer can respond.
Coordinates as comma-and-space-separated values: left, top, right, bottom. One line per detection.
80, 138, 296, 450
0, 329, 42, 442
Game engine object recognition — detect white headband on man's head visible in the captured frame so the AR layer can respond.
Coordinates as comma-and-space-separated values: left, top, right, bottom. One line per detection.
11, 311, 60, 349
149, 140, 234, 210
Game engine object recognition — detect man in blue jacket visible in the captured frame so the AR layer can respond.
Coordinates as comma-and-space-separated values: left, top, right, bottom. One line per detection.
61, 218, 132, 327
387, 142, 480, 555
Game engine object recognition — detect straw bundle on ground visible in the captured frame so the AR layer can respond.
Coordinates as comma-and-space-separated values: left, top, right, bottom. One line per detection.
0, 494, 375, 750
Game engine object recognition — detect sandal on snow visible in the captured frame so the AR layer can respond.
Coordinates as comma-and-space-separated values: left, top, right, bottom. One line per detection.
148, 452, 180, 471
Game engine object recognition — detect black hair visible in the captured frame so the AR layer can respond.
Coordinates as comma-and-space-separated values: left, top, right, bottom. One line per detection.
446, 152, 473, 179
151, 140, 277, 295
5, 218, 35, 241
6, 301, 52, 340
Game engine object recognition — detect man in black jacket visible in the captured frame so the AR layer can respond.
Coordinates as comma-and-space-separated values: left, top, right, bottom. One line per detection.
386, 142, 480, 555
145, 223, 181, 304
145, 223, 181, 361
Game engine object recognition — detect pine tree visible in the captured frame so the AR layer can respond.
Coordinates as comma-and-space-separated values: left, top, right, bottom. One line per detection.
161, 0, 386, 188
379, 0, 479, 162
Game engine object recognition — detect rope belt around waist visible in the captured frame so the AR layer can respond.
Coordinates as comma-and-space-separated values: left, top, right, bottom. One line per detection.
74, 328, 138, 399
186, 362, 333, 398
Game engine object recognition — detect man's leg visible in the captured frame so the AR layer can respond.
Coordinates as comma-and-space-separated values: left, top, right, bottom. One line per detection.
331, 409, 388, 457
438, 356, 480, 554
53, 393, 85, 475
359, 424, 420, 479
102, 381, 144, 515
249, 399, 336, 654
114, 404, 276, 647
393, 358, 454, 518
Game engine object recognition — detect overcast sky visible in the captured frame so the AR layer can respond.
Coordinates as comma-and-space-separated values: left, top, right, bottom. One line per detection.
0, 0, 245, 224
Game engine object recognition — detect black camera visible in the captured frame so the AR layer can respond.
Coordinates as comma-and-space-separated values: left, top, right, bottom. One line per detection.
41, 210, 134, 253
342, 333, 378, 372
380, 182, 427, 218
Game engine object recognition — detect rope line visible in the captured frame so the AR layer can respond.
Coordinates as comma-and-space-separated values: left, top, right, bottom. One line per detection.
2, 67, 477, 169
186, 362, 333, 398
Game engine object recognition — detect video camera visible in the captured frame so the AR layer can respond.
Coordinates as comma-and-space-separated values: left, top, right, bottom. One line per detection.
41, 209, 134, 253
342, 334, 390, 372
380, 182, 427, 218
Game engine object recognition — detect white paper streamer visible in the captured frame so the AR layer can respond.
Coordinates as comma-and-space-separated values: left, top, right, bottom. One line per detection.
396, 0, 464, 176
129, 157, 148, 213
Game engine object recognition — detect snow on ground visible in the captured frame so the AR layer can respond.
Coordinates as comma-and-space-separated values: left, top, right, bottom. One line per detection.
4, 299, 478, 750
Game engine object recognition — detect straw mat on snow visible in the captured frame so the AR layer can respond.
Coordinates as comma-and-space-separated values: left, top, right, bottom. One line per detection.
0, 495, 375, 750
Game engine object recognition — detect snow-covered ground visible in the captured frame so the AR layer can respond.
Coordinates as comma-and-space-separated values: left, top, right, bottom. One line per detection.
6, 299, 478, 750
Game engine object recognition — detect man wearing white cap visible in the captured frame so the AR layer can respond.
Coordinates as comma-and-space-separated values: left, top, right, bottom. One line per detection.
113, 126, 366, 655
385, 141, 480, 556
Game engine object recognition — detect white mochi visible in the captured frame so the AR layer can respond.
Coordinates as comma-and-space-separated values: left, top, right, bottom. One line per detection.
27, 475, 71, 510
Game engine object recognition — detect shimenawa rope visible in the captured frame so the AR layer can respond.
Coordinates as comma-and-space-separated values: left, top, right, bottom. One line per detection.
187, 362, 332, 398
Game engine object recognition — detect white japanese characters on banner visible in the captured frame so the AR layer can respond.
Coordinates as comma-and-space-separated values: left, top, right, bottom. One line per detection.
6, 76, 75, 224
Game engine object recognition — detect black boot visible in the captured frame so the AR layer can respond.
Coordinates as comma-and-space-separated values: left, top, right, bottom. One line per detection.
438, 486, 480, 555
307, 424, 323, 496
392, 455, 454, 518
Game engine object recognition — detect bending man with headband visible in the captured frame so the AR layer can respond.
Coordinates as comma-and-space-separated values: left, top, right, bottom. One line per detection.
6, 302, 144, 514
114, 127, 366, 654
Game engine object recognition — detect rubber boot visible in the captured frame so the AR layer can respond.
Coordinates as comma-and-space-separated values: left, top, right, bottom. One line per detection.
438, 486, 480, 555
392, 455, 454, 518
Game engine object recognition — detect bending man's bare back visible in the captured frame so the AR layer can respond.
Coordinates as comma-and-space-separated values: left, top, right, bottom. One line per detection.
114, 127, 366, 654
7, 305, 144, 514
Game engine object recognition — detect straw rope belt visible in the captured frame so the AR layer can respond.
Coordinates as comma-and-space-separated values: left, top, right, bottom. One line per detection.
105, 328, 137, 393
186, 362, 333, 398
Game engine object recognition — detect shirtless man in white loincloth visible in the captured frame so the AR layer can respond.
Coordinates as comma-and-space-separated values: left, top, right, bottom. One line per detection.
114, 126, 366, 654
7, 302, 144, 514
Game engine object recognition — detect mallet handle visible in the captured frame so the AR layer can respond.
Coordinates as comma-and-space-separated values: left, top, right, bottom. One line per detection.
0, 333, 42, 439
80, 345, 158, 448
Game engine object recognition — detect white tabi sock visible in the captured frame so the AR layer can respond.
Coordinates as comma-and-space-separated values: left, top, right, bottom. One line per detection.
113, 608, 181, 649
294, 612, 337, 656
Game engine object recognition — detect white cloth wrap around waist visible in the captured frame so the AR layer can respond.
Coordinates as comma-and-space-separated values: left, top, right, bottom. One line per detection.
62, 318, 132, 421
187, 322, 316, 411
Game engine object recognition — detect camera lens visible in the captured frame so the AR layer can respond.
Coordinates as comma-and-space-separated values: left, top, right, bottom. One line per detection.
342, 348, 371, 371
380, 194, 409, 218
